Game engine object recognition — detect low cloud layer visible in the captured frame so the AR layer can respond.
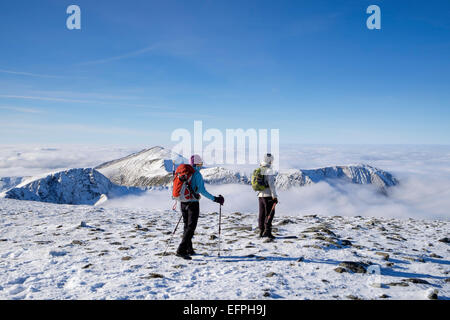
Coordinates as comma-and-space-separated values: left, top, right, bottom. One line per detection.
1, 144, 449, 221
104, 175, 450, 221
0, 145, 139, 177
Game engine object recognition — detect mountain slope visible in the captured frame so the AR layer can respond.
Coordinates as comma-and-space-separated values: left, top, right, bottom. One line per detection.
95, 146, 181, 187
276, 164, 398, 189
1, 168, 143, 205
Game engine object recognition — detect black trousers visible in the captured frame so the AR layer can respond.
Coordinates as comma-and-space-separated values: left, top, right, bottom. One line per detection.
177, 201, 199, 254
259, 197, 276, 232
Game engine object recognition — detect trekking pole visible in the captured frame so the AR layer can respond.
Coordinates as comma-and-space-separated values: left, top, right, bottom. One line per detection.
218, 204, 222, 257
265, 202, 277, 225
163, 212, 183, 257
163, 160, 181, 257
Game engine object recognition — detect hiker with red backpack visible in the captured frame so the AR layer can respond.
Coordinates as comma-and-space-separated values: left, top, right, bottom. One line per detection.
172, 154, 225, 259
251, 153, 278, 239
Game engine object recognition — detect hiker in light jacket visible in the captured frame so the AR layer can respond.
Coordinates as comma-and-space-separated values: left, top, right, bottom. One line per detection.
257, 153, 278, 239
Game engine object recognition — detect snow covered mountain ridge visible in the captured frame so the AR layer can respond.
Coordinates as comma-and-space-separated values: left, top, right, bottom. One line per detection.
95, 146, 178, 187
275, 164, 397, 190
95, 146, 398, 190
0, 146, 398, 205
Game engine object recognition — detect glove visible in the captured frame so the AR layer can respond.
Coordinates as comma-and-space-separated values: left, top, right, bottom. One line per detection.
214, 195, 225, 206
273, 198, 278, 204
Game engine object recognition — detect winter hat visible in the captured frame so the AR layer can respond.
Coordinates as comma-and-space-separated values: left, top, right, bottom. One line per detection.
261, 153, 274, 167
190, 154, 203, 166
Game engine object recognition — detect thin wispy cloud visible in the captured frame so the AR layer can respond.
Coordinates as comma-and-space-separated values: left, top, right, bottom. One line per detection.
0, 94, 97, 104
0, 93, 169, 110
0, 69, 65, 79
28, 90, 173, 110
77, 44, 159, 66
0, 106, 43, 114
141, 111, 216, 119
30, 90, 139, 102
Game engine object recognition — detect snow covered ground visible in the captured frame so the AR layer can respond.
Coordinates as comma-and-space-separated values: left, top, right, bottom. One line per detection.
0, 198, 448, 300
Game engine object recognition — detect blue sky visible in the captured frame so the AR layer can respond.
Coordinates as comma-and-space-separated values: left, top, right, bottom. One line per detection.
0, 0, 449, 146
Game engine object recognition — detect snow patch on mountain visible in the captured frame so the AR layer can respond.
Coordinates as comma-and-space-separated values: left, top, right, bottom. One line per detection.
95, 146, 182, 187
276, 164, 398, 190
201, 167, 250, 185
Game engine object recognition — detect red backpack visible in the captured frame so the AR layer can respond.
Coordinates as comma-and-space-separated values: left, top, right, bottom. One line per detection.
172, 164, 197, 201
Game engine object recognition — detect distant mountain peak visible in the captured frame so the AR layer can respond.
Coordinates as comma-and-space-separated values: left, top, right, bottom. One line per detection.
95, 146, 183, 187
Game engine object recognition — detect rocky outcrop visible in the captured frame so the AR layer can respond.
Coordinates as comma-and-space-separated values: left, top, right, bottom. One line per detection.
0, 177, 29, 192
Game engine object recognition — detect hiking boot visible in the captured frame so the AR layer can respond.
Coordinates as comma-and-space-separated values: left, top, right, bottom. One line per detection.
262, 229, 275, 239
259, 230, 264, 238
187, 248, 196, 255
176, 252, 192, 260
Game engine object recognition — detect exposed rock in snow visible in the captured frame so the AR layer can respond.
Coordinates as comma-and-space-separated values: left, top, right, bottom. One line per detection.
2, 168, 143, 205
201, 167, 250, 185
275, 170, 313, 189
0, 177, 29, 193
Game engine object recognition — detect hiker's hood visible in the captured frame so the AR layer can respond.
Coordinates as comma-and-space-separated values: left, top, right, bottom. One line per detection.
261, 153, 274, 167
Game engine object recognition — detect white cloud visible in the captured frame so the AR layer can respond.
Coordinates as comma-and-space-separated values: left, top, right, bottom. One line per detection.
104, 178, 450, 221
0, 145, 141, 177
